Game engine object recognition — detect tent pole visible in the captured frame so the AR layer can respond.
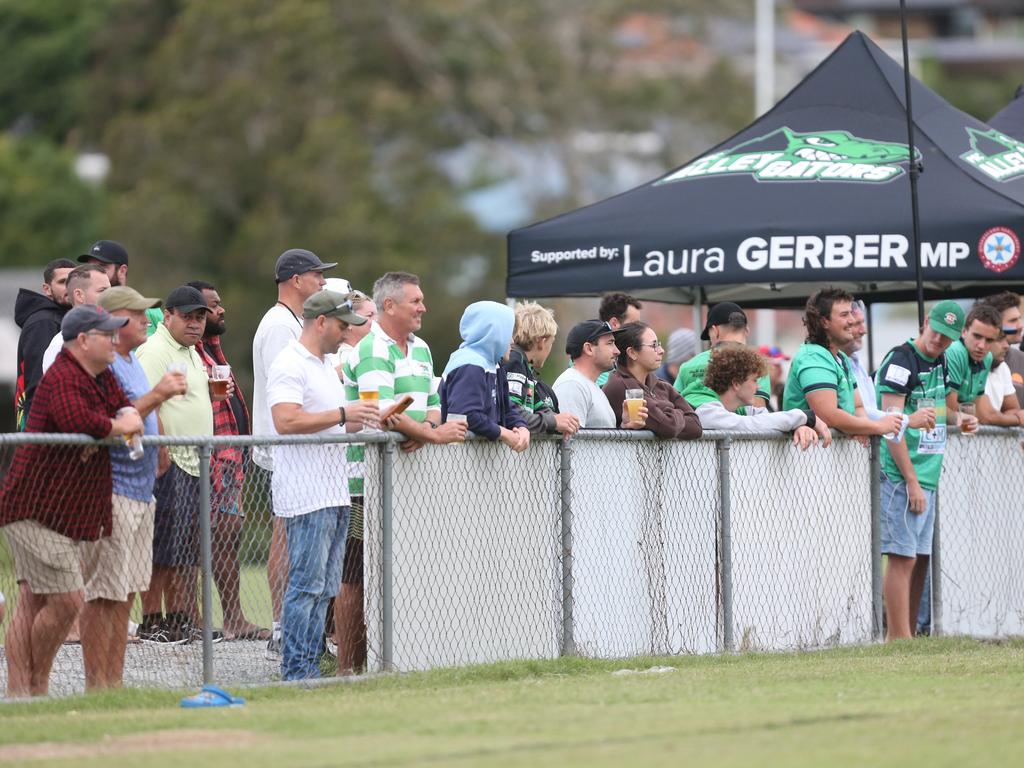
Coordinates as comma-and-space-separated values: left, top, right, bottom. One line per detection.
899, 0, 926, 329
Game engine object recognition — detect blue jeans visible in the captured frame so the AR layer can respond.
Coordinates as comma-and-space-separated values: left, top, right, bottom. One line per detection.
281, 506, 349, 681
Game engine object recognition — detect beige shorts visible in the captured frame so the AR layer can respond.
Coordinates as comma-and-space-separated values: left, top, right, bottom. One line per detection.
2, 520, 83, 595
80, 494, 155, 602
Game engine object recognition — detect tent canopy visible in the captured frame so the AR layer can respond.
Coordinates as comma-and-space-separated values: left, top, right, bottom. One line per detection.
989, 83, 1024, 142
507, 32, 1024, 308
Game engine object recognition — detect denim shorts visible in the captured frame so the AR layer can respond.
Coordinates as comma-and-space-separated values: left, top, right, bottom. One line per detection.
880, 473, 936, 557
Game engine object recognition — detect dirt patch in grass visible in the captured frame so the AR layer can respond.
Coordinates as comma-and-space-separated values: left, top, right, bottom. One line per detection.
0, 729, 264, 762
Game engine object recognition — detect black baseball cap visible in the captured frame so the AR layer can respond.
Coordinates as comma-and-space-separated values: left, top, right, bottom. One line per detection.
165, 285, 214, 314
700, 302, 747, 341
275, 248, 337, 282
78, 240, 129, 266
61, 304, 129, 341
565, 320, 615, 358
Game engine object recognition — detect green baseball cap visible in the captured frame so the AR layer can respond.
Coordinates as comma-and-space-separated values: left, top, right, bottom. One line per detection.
302, 289, 368, 325
928, 299, 965, 341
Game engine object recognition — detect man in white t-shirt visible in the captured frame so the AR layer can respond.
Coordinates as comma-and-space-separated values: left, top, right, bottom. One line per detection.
252, 248, 336, 657
266, 289, 378, 680
552, 320, 646, 429
983, 330, 1024, 424
41, 264, 110, 373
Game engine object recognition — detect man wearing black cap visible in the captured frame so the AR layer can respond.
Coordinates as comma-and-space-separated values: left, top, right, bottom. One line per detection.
252, 248, 335, 657
674, 302, 771, 410
552, 320, 647, 429
1, 305, 141, 696
136, 285, 226, 643
78, 239, 164, 336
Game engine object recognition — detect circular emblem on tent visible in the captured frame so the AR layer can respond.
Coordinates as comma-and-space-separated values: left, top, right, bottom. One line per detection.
978, 227, 1020, 273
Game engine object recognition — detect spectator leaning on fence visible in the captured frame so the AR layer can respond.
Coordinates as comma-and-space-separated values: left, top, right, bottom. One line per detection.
77, 239, 164, 336
840, 300, 886, 422
784, 288, 902, 439
944, 303, 1000, 420
554, 321, 632, 429
344, 271, 468, 454
976, 294, 1024, 427
136, 286, 225, 643
330, 288, 377, 675
440, 301, 530, 452
253, 248, 336, 658
674, 302, 771, 410
1, 305, 142, 698
187, 279, 268, 641
14, 258, 74, 431
655, 328, 698, 385
506, 301, 580, 437
603, 322, 701, 439
595, 293, 642, 388
266, 289, 378, 681
993, 292, 1024, 408
87, 287, 186, 686
875, 300, 964, 641
685, 345, 830, 449
41, 264, 111, 374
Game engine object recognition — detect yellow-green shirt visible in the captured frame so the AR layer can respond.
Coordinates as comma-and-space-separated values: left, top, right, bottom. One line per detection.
136, 323, 213, 476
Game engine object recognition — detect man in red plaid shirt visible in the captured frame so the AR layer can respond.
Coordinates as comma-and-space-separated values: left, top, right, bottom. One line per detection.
1, 305, 143, 697
188, 280, 267, 641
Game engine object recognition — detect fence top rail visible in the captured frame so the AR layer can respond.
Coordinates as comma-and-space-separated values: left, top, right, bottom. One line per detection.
1, 425, 1018, 448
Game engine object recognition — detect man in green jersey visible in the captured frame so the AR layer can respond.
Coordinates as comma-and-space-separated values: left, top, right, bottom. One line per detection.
945, 303, 1001, 421
784, 288, 902, 438
875, 300, 965, 640
674, 302, 770, 409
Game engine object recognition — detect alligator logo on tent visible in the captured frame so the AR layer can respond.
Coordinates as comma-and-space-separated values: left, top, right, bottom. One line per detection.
658, 127, 917, 185
960, 128, 1024, 182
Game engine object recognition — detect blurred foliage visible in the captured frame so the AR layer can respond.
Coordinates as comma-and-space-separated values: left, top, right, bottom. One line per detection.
919, 61, 1022, 123
0, 136, 103, 263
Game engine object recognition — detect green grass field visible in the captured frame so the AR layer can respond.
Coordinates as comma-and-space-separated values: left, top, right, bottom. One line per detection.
0, 638, 1021, 766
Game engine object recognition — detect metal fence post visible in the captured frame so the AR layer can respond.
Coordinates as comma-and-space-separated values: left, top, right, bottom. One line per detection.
870, 436, 884, 641
717, 438, 734, 653
932, 489, 942, 636
559, 437, 575, 657
381, 437, 395, 672
198, 442, 214, 685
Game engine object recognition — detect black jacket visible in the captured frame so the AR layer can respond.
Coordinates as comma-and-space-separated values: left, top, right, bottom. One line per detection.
15, 289, 66, 430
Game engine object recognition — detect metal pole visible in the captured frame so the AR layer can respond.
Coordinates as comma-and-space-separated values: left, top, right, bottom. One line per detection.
755, 0, 775, 118
559, 437, 575, 656
717, 439, 734, 652
381, 438, 395, 671
198, 443, 214, 684
932, 489, 943, 636
870, 436, 884, 641
898, 0, 926, 329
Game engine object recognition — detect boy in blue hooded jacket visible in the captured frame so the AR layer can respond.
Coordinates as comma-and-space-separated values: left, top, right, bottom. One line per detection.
440, 301, 530, 451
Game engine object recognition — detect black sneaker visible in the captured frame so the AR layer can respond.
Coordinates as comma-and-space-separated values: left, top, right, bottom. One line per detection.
138, 619, 190, 645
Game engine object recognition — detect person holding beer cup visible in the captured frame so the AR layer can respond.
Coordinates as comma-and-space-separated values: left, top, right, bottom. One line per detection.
602, 322, 702, 439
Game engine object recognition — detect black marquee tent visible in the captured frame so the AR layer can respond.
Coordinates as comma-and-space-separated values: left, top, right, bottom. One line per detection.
507, 32, 1024, 308
990, 84, 1024, 142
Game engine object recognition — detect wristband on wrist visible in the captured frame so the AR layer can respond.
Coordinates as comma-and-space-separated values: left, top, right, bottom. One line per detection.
339, 406, 346, 425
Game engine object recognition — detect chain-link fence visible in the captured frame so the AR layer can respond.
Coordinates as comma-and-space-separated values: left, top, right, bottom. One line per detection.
1, 427, 1022, 697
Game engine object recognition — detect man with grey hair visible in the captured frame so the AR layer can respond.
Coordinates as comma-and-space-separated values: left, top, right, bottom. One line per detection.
344, 272, 467, 452
41, 264, 111, 373
840, 300, 886, 422
655, 328, 698, 384
252, 248, 336, 657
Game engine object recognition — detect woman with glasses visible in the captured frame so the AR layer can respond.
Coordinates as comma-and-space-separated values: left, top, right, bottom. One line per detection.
602, 322, 702, 439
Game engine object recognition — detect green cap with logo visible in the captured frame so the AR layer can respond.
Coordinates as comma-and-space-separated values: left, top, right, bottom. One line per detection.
928, 299, 965, 341
302, 289, 368, 325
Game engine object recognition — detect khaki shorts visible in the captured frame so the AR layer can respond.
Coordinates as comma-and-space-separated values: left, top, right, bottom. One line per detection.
80, 494, 155, 602
2, 520, 83, 595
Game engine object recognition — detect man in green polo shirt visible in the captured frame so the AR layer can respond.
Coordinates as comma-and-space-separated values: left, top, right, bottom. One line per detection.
674, 301, 771, 409
784, 287, 902, 438
137, 285, 225, 640
945, 303, 1000, 417
875, 299, 964, 640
